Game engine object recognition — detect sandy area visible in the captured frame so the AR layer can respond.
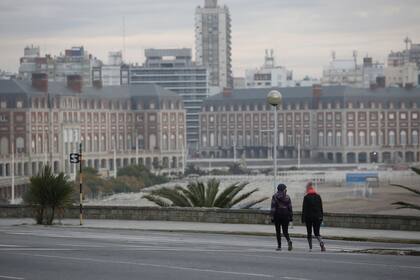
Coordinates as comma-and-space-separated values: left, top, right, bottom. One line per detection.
86, 171, 420, 217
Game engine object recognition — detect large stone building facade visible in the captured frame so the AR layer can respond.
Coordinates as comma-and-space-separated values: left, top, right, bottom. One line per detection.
199, 86, 420, 164
0, 75, 186, 179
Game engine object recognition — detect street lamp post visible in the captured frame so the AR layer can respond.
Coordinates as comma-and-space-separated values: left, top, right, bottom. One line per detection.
267, 90, 282, 193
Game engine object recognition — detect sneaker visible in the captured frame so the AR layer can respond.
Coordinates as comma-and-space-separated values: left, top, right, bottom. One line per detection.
288, 241, 293, 251
308, 248, 312, 252
276, 247, 282, 251
320, 243, 326, 252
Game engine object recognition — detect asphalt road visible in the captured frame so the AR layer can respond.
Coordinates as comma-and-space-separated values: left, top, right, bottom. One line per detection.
0, 226, 419, 280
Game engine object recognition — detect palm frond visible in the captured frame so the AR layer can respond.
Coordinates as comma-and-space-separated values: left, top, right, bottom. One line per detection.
411, 167, 420, 176
214, 182, 248, 208
240, 196, 270, 209
205, 178, 219, 207
143, 194, 171, 207
148, 187, 191, 207
392, 201, 420, 211
179, 184, 201, 206
391, 184, 420, 195
228, 188, 259, 208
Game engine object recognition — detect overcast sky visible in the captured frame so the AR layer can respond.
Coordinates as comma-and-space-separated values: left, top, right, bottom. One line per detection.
0, 0, 419, 78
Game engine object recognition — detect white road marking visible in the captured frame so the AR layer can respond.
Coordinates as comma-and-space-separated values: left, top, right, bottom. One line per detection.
0, 248, 75, 251
281, 277, 311, 280
233, 252, 420, 270
0, 275, 24, 280
0, 245, 20, 247
18, 253, 274, 278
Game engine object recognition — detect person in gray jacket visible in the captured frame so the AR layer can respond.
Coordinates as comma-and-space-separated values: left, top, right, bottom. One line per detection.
270, 184, 293, 251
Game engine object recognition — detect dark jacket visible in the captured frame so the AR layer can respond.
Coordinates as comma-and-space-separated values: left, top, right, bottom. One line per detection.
270, 191, 293, 222
301, 193, 323, 223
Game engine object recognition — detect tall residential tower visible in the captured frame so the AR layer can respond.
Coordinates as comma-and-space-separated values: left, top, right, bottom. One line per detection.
195, 0, 232, 92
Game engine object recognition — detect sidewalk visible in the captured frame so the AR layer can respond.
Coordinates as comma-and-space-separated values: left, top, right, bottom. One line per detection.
1, 218, 420, 244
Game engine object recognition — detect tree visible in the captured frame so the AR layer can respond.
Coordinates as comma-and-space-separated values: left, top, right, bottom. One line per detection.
391, 167, 420, 211
184, 164, 206, 176
144, 178, 268, 209
228, 162, 248, 175
24, 166, 74, 225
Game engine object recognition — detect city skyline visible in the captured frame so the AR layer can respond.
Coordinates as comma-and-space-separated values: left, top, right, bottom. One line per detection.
0, 0, 420, 79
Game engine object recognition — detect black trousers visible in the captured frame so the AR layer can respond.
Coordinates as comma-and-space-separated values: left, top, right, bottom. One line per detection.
305, 218, 321, 238
274, 220, 290, 247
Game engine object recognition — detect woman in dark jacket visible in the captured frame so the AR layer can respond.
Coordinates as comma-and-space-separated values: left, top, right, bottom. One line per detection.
270, 183, 293, 251
302, 182, 325, 252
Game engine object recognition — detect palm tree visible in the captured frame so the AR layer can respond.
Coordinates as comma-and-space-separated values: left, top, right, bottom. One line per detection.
24, 166, 54, 224
143, 178, 268, 209
391, 167, 420, 211
24, 166, 74, 225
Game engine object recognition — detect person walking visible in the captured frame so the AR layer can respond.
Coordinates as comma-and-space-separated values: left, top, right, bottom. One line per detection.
301, 182, 326, 252
270, 183, 293, 251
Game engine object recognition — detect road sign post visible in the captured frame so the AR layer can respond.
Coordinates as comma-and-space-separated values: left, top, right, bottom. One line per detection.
69, 145, 83, 226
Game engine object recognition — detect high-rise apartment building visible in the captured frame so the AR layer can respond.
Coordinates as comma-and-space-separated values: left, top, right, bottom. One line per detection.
129, 49, 208, 149
195, 0, 232, 91
18, 46, 102, 86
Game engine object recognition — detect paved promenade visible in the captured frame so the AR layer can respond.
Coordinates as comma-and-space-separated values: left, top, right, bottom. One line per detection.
1, 218, 419, 244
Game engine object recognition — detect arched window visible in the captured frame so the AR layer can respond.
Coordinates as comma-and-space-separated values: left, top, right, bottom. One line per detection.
279, 132, 284, 146
137, 134, 144, 149
127, 135, 132, 150
209, 132, 215, 147
119, 134, 124, 150
16, 137, 24, 153
370, 131, 377, 146
201, 134, 207, 147
412, 130, 419, 145
347, 131, 354, 146
162, 134, 168, 150
94, 135, 99, 152
359, 131, 366, 146
336, 131, 342, 146
246, 131, 251, 146
0, 137, 9, 155
318, 131, 324, 146
86, 135, 91, 152
149, 134, 157, 150
400, 130, 407, 146
101, 135, 106, 151
170, 134, 176, 150
388, 130, 395, 146
327, 131, 333, 146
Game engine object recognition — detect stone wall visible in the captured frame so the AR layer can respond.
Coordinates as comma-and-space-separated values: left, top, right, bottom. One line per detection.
0, 205, 419, 231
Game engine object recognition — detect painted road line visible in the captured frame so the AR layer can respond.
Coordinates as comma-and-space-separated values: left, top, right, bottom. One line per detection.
17, 253, 274, 278
0, 248, 76, 251
232, 252, 420, 270
0, 275, 24, 280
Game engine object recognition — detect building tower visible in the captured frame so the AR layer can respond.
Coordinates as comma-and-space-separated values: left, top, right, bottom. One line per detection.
195, 0, 232, 92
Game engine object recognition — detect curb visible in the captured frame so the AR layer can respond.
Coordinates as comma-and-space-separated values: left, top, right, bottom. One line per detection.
53, 224, 420, 245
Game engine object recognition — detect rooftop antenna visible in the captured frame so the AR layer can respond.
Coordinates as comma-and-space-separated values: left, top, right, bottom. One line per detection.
123, 16, 126, 63
331, 51, 336, 61
352, 50, 358, 68
404, 36, 412, 51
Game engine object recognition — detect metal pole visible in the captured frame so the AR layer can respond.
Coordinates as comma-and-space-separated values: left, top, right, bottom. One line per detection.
113, 148, 117, 178
79, 143, 83, 225
136, 135, 139, 165
233, 140, 237, 162
273, 105, 278, 193
11, 141, 15, 204
298, 142, 301, 169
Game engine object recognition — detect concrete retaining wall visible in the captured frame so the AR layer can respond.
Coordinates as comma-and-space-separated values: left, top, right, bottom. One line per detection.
0, 205, 419, 231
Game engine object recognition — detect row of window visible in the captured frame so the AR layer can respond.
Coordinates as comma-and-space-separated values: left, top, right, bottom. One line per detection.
201, 111, 420, 123
199, 129, 420, 148
204, 101, 419, 112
